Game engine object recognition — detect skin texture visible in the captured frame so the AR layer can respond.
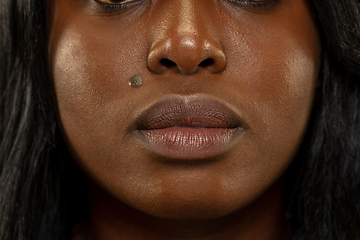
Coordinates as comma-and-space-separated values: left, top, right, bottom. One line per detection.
48, 0, 320, 239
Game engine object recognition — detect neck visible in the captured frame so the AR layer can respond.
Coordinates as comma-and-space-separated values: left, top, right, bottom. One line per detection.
74, 179, 290, 240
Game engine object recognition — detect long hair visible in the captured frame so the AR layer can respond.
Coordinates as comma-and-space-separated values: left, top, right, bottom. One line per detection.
0, 0, 86, 239
284, 1, 360, 239
0, 0, 359, 239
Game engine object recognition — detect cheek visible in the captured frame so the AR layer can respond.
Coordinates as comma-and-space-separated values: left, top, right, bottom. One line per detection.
49, 19, 146, 163
253, 43, 318, 140
223, 4, 320, 151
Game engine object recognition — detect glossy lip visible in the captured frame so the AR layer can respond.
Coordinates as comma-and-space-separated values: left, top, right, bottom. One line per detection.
133, 95, 248, 160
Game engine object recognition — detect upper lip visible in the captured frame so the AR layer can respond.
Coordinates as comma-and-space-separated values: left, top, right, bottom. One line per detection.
135, 95, 245, 130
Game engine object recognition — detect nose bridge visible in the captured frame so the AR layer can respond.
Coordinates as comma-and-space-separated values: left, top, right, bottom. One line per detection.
148, 0, 226, 75
169, 0, 208, 63
173, 0, 203, 43
155, 0, 210, 46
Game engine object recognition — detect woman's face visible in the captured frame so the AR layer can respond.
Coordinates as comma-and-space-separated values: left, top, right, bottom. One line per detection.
49, 0, 320, 220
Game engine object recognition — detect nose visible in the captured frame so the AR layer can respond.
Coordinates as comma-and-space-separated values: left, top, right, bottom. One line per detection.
147, 1, 226, 75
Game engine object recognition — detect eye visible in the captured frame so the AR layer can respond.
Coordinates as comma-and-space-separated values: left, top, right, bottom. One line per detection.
227, 0, 279, 9
94, 0, 144, 13
95, 0, 137, 5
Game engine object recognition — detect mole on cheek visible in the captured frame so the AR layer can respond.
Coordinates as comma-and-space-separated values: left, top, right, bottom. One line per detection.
129, 75, 144, 88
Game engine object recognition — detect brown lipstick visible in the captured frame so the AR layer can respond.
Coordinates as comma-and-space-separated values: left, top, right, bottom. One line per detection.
134, 95, 247, 160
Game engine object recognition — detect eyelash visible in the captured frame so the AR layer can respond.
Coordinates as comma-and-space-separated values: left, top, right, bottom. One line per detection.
94, 0, 279, 13
229, 0, 279, 9
95, 1, 140, 13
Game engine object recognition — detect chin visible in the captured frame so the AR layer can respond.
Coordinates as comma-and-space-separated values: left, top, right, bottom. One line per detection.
138, 200, 238, 221
120, 185, 250, 221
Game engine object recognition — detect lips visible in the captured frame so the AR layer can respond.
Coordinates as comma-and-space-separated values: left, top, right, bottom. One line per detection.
133, 96, 246, 160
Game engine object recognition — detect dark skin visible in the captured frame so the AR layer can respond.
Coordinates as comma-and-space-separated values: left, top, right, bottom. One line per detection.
48, 0, 320, 239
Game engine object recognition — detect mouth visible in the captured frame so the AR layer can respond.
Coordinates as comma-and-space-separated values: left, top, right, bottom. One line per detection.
133, 95, 247, 160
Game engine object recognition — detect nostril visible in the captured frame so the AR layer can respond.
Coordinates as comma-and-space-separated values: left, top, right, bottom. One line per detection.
160, 58, 176, 68
155, 57, 221, 74
199, 58, 214, 67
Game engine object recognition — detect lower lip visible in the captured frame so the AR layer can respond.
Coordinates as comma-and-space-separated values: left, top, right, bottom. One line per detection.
137, 127, 240, 160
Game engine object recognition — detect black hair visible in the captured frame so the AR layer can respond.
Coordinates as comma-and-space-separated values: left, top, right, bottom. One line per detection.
0, 0, 359, 239
283, 1, 360, 239
0, 0, 86, 239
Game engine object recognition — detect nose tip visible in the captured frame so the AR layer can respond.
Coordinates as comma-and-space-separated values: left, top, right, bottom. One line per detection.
147, 36, 226, 75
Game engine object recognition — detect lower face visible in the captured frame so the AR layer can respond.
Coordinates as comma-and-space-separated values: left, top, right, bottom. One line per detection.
48, 0, 320, 220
